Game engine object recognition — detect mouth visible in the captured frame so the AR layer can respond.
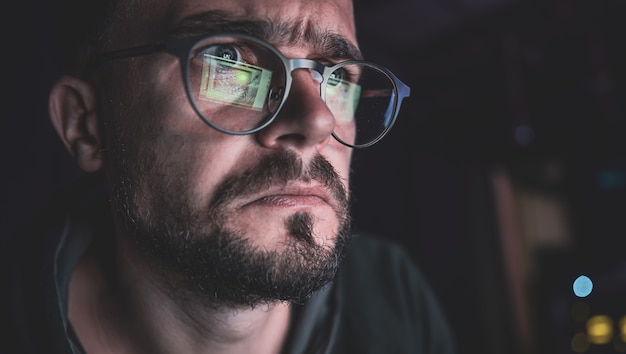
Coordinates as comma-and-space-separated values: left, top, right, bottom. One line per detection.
238, 183, 336, 211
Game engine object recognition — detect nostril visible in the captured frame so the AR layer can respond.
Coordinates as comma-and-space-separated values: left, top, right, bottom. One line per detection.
277, 133, 306, 144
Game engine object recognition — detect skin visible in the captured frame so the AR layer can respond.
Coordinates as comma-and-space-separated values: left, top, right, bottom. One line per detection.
49, 0, 359, 353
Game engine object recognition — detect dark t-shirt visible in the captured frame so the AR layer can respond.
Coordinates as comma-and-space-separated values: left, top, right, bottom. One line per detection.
1, 174, 457, 354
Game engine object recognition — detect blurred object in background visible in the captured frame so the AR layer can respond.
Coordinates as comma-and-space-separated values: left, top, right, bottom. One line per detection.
354, 0, 625, 353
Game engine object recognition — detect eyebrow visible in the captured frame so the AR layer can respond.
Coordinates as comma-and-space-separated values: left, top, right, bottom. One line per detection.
170, 10, 364, 61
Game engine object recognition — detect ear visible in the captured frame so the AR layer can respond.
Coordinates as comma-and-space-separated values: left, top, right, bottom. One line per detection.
49, 76, 104, 172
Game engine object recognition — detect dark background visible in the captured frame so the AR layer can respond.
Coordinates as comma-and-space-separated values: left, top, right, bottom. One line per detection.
4, 0, 625, 353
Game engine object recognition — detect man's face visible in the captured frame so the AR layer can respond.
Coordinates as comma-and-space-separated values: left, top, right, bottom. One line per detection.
98, 0, 358, 306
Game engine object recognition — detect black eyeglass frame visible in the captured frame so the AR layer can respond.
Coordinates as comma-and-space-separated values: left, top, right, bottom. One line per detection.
99, 32, 411, 148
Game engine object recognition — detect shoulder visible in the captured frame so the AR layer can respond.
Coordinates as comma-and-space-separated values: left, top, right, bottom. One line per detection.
339, 234, 431, 300
342, 233, 416, 271
333, 234, 457, 354
338, 234, 439, 315
0, 173, 108, 354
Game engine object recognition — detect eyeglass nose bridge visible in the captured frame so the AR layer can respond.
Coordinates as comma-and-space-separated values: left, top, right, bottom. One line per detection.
284, 58, 333, 100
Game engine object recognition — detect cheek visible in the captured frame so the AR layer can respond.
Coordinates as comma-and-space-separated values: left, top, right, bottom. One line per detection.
325, 144, 353, 187
114, 63, 239, 204
140, 130, 247, 209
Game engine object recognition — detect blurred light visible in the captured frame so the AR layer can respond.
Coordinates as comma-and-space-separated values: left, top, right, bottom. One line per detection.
571, 301, 590, 322
573, 275, 593, 297
621, 316, 626, 342
587, 315, 614, 344
235, 71, 251, 84
597, 169, 626, 189
572, 332, 589, 353
514, 124, 534, 146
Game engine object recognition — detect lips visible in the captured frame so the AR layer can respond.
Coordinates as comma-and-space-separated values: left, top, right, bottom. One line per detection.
238, 183, 335, 210
207, 151, 349, 214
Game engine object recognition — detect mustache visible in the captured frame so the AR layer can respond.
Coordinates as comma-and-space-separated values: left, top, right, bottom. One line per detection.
209, 150, 349, 212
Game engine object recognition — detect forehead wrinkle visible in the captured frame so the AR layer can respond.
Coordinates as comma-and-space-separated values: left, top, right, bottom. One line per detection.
267, 20, 363, 60
169, 10, 362, 60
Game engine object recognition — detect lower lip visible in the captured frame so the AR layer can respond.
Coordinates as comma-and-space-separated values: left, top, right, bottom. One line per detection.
250, 195, 327, 208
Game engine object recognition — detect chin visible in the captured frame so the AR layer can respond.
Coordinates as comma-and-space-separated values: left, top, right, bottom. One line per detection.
232, 209, 339, 250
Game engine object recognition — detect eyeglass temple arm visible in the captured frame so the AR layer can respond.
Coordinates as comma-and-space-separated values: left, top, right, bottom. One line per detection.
84, 43, 168, 78
383, 75, 410, 125
100, 43, 167, 61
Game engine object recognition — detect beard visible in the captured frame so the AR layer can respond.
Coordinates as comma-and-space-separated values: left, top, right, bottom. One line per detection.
108, 141, 352, 309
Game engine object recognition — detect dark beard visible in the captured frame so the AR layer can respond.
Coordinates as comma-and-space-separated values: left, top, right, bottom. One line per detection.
110, 147, 352, 308
142, 212, 351, 308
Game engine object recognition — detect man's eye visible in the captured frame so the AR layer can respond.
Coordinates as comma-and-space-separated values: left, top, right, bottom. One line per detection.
201, 44, 243, 62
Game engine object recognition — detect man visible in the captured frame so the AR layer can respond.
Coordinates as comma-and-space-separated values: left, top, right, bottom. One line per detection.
1, 0, 457, 353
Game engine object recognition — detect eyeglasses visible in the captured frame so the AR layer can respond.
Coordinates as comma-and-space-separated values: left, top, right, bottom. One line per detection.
100, 33, 411, 148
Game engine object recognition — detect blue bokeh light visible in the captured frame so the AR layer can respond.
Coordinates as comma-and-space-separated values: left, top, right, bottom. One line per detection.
573, 275, 593, 298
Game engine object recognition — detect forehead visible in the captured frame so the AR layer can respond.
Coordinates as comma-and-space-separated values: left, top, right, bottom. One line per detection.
117, 0, 357, 49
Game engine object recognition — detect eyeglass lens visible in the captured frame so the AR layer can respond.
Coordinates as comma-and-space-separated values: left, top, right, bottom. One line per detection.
185, 34, 398, 147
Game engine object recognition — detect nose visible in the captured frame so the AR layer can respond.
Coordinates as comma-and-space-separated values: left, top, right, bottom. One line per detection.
256, 69, 336, 151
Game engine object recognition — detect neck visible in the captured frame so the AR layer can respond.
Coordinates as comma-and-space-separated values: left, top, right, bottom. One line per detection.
68, 238, 292, 354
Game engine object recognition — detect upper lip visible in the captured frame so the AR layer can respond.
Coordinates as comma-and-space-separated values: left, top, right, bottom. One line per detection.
237, 182, 336, 209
